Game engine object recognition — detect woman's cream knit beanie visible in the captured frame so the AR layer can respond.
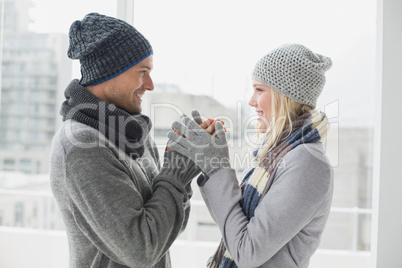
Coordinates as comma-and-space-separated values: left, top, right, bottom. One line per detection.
252, 44, 332, 108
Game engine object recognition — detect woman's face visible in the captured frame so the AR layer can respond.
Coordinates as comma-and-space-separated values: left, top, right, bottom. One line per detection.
248, 80, 272, 133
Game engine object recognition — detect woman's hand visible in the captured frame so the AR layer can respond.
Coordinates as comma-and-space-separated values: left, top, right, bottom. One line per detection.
192, 109, 225, 137
167, 115, 230, 177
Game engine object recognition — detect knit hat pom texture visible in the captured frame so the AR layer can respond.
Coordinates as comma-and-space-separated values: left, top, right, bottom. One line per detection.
252, 44, 332, 108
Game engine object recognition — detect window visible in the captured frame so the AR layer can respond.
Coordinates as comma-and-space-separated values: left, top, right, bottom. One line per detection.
0, 116, 8, 127
31, 90, 42, 99
19, 62, 26, 72
19, 159, 32, 167
30, 103, 40, 113
32, 61, 45, 72
134, 0, 376, 255
29, 131, 41, 140
47, 90, 55, 99
28, 117, 42, 128
13, 89, 25, 99
13, 103, 27, 113
47, 118, 55, 126
36, 161, 41, 174
46, 104, 55, 113
14, 202, 24, 227
3, 159, 15, 165
13, 130, 22, 141
0, 104, 10, 114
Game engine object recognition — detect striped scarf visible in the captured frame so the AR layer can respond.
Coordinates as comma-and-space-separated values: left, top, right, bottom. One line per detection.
207, 110, 329, 268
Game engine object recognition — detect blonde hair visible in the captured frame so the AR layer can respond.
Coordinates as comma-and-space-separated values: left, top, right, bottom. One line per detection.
257, 89, 312, 162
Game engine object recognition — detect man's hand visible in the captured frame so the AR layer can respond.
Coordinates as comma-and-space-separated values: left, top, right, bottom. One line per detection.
167, 110, 225, 151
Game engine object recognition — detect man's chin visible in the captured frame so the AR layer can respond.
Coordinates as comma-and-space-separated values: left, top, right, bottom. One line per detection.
130, 106, 142, 114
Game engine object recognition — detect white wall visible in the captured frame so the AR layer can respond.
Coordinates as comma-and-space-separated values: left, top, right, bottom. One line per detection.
0, 227, 68, 268
371, 0, 402, 267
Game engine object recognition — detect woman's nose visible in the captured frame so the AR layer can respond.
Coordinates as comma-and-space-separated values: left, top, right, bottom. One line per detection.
248, 94, 257, 107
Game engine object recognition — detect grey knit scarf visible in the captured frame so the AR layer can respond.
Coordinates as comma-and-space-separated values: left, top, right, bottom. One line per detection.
60, 79, 151, 160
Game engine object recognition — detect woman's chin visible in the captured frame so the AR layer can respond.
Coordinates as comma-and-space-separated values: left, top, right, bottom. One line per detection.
257, 124, 268, 133
257, 118, 270, 134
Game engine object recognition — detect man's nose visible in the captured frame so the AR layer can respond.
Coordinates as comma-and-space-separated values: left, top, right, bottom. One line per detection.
144, 75, 154, 91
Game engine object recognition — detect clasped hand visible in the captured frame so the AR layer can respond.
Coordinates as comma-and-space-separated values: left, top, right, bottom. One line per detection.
167, 110, 230, 177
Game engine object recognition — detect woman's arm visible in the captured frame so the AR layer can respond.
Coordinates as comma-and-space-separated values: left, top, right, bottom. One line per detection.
199, 144, 333, 267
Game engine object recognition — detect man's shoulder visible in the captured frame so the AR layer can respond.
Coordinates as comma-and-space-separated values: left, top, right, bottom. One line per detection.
52, 119, 159, 167
52, 119, 107, 155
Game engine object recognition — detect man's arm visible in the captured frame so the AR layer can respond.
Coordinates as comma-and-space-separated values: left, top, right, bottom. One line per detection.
65, 146, 199, 267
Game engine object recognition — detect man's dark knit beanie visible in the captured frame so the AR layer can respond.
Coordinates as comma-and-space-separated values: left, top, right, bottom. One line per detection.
67, 13, 153, 86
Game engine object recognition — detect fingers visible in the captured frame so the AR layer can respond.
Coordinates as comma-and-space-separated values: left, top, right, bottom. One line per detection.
215, 121, 226, 141
204, 119, 225, 135
167, 131, 190, 154
180, 113, 226, 137
173, 128, 183, 137
181, 114, 203, 132
205, 120, 216, 135
191, 110, 203, 125
167, 130, 187, 144
171, 121, 192, 139
166, 146, 174, 151
200, 119, 214, 131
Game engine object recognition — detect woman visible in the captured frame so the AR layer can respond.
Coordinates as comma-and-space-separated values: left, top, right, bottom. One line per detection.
168, 44, 333, 268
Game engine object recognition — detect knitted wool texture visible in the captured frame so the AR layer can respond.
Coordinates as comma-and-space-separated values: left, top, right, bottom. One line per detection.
252, 44, 332, 108
68, 13, 153, 86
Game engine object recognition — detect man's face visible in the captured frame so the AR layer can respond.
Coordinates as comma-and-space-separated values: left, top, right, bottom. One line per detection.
103, 56, 154, 114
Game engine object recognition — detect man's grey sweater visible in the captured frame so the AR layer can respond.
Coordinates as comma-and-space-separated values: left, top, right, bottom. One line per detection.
50, 120, 199, 268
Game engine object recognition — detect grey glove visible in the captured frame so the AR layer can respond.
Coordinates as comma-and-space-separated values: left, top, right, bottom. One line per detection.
191, 109, 203, 125
167, 114, 230, 177
160, 150, 201, 185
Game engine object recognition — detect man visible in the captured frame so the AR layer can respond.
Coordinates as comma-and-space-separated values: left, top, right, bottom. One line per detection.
50, 13, 200, 268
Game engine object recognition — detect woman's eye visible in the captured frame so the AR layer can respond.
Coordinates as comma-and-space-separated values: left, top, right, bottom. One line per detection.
256, 88, 262, 92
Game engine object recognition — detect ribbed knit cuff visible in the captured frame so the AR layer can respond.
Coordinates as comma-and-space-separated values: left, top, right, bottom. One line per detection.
160, 151, 201, 185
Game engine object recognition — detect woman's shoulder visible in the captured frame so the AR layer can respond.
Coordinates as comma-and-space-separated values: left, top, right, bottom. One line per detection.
271, 142, 333, 192
284, 142, 331, 168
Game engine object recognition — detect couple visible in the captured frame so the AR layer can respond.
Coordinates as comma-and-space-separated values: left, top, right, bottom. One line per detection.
50, 13, 333, 268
